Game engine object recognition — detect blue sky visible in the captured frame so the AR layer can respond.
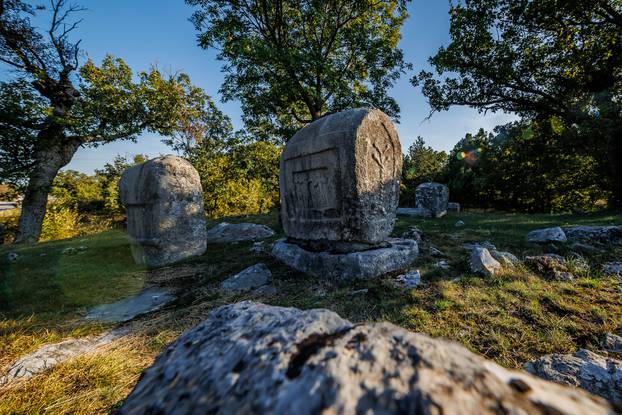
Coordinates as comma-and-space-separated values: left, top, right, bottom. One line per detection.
14, 1, 515, 173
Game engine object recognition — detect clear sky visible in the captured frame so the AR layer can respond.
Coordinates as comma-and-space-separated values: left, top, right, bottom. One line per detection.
14, 0, 516, 173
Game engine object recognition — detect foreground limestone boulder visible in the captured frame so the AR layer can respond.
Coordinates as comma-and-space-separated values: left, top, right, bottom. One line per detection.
415, 182, 449, 218
469, 247, 502, 276
120, 155, 207, 267
119, 302, 612, 415
525, 349, 622, 405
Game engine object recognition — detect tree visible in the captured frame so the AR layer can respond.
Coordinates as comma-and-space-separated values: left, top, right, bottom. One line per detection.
94, 154, 146, 213
414, 0, 622, 207
0, 0, 215, 242
400, 136, 447, 206
187, 0, 411, 141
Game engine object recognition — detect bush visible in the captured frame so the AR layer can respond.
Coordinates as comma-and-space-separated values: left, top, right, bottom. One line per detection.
39, 204, 81, 242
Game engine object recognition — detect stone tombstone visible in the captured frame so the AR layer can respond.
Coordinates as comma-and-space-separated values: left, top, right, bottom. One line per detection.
280, 108, 402, 246
415, 182, 449, 218
120, 155, 207, 268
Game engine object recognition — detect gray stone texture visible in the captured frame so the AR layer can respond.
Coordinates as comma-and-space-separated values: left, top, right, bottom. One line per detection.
0, 329, 126, 385
272, 238, 418, 280
394, 269, 421, 288
564, 226, 622, 245
206, 222, 275, 244
601, 333, 622, 353
526, 226, 568, 243
525, 254, 575, 281
415, 182, 449, 218
220, 263, 272, 292
396, 207, 430, 218
119, 302, 613, 415
525, 349, 622, 405
85, 287, 175, 323
603, 262, 622, 277
120, 155, 207, 267
469, 247, 502, 276
279, 108, 402, 245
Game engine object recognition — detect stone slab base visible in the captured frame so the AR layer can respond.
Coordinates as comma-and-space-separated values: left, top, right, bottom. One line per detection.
397, 207, 446, 218
272, 238, 418, 280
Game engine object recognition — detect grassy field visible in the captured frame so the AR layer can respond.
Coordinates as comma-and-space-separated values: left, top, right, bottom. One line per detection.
1, 209, 621, 414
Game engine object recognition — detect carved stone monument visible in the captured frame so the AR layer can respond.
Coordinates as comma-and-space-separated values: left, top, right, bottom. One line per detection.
272, 108, 418, 280
120, 155, 207, 267
415, 182, 449, 218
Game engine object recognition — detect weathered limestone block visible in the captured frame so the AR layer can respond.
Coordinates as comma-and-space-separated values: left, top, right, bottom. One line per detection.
415, 182, 449, 218
119, 302, 613, 415
280, 108, 402, 246
120, 155, 207, 267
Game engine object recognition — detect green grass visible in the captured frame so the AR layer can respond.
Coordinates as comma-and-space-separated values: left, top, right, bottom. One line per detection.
1, 209, 622, 414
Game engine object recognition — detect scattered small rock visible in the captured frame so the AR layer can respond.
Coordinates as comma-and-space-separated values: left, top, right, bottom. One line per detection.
252, 284, 277, 297
525, 254, 575, 281
394, 269, 421, 289
469, 247, 502, 276
401, 225, 423, 243
455, 220, 465, 227
220, 263, 272, 293
429, 245, 446, 257
77, 245, 88, 252
206, 222, 275, 244
564, 226, 622, 246
603, 262, 622, 277
250, 241, 265, 254
435, 260, 451, 270
0, 328, 127, 385
526, 227, 567, 243
601, 333, 622, 354
570, 242, 604, 255
62, 247, 77, 255
463, 241, 497, 251
490, 250, 519, 265
5, 252, 18, 262
525, 349, 622, 405
86, 287, 176, 323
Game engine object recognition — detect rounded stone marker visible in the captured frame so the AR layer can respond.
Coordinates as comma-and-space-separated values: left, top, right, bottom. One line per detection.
279, 108, 402, 245
120, 155, 207, 268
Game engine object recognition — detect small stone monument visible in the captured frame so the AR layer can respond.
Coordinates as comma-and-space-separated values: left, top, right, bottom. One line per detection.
272, 108, 418, 280
414, 182, 449, 218
120, 155, 207, 267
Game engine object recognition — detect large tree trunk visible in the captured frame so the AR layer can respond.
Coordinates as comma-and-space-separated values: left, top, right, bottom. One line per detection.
14, 131, 82, 244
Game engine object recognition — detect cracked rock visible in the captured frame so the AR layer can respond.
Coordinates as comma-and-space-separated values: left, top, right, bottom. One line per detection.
119, 302, 613, 415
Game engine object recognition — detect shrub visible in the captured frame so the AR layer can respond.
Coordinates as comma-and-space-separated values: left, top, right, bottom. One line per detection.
39, 204, 81, 242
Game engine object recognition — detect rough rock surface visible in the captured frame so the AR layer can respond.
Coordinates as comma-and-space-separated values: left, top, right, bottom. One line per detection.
415, 182, 449, 218
603, 262, 622, 277
448, 202, 461, 212
119, 302, 613, 415
272, 238, 418, 280
527, 226, 568, 243
206, 222, 275, 244
469, 247, 502, 276
0, 329, 126, 385
394, 269, 421, 288
85, 287, 175, 323
220, 263, 272, 292
396, 207, 431, 218
120, 155, 207, 267
400, 225, 423, 243
601, 333, 622, 353
564, 226, 622, 246
525, 349, 622, 405
280, 108, 402, 245
525, 254, 574, 281
455, 220, 465, 227
490, 250, 519, 265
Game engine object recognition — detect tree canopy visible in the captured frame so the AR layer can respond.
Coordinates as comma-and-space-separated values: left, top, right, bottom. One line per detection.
187, 0, 411, 141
